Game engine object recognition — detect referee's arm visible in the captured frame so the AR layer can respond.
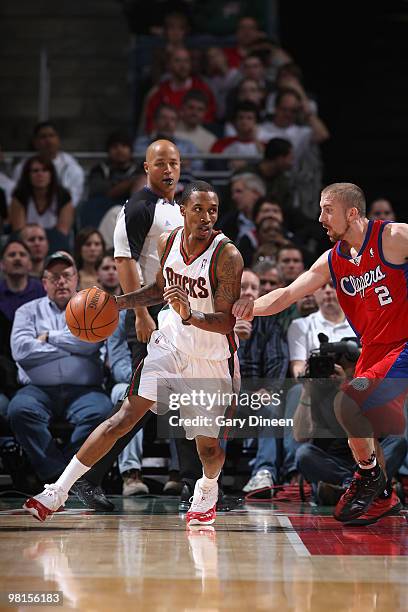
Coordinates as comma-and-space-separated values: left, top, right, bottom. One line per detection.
113, 198, 157, 343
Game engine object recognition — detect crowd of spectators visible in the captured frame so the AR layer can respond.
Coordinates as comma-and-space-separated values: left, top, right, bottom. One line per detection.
0, 8, 406, 504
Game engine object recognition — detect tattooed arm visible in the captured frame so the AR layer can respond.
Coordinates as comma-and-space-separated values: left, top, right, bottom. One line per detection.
115, 233, 168, 311
163, 243, 243, 333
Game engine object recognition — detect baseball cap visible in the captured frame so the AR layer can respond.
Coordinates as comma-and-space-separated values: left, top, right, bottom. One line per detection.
43, 251, 76, 270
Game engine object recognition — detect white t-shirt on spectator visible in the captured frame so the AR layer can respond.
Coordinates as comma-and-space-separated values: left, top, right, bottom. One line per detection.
26, 196, 58, 228
257, 121, 312, 161
13, 151, 85, 207
287, 310, 355, 362
0, 172, 15, 206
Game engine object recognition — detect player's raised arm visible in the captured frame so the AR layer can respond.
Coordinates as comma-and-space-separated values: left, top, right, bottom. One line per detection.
233, 250, 331, 320
115, 232, 169, 310
381, 222, 408, 264
163, 243, 244, 334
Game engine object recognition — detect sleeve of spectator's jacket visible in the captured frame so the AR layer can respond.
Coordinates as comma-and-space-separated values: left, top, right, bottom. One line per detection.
11, 305, 70, 366
263, 318, 289, 383
287, 318, 307, 362
66, 157, 85, 207
47, 329, 103, 355
106, 312, 132, 383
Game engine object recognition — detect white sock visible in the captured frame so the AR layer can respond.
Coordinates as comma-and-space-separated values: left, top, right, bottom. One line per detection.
358, 457, 377, 470
200, 471, 220, 490
55, 456, 90, 494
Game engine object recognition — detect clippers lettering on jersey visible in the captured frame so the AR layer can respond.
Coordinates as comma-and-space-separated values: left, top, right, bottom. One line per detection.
340, 264, 386, 298
165, 266, 209, 298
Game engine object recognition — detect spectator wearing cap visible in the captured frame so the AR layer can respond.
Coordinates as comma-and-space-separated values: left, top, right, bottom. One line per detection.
19, 223, 50, 278
13, 122, 85, 207
8, 251, 112, 484
88, 132, 142, 204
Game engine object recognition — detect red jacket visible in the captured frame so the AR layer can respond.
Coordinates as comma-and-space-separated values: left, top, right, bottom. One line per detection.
145, 77, 217, 133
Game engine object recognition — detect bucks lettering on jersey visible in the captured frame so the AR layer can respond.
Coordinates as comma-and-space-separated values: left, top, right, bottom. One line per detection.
159, 228, 238, 359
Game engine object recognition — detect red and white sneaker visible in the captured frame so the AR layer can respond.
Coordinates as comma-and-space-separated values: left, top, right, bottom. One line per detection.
343, 490, 402, 526
186, 479, 218, 526
23, 484, 68, 522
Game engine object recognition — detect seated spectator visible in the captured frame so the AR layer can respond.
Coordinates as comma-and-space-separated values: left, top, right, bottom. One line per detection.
8, 251, 112, 484
265, 62, 319, 117
9, 156, 74, 239
107, 311, 148, 495
74, 228, 106, 291
13, 122, 85, 207
252, 259, 284, 295
234, 269, 288, 494
144, 48, 216, 133
294, 360, 407, 506
258, 89, 329, 152
225, 78, 266, 130
175, 90, 217, 153
238, 52, 274, 94
96, 254, 121, 296
204, 47, 240, 121
0, 239, 46, 417
277, 245, 305, 287
218, 172, 266, 266
252, 196, 297, 242
258, 89, 329, 219
223, 16, 263, 68
255, 216, 291, 262
275, 246, 305, 334
241, 138, 295, 217
19, 224, 49, 278
211, 102, 264, 171
150, 11, 190, 84
0, 240, 45, 329
134, 104, 203, 173
368, 198, 396, 221
88, 132, 142, 203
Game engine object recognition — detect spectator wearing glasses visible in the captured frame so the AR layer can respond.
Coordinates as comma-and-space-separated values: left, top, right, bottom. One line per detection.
8, 251, 112, 485
368, 198, 396, 221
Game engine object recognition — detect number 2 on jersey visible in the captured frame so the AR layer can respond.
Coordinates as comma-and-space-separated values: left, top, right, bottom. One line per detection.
374, 285, 393, 306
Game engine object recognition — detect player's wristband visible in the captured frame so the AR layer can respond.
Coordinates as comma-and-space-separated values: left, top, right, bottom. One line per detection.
181, 306, 192, 324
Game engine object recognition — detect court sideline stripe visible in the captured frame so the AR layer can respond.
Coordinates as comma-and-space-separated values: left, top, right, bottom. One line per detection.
277, 515, 311, 557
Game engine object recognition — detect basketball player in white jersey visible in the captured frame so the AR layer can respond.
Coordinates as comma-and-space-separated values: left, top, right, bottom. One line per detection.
24, 181, 244, 526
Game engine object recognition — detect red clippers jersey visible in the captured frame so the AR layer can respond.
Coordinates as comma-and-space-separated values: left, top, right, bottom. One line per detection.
328, 220, 408, 346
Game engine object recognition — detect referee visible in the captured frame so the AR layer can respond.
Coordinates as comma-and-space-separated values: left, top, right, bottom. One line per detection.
72, 140, 201, 509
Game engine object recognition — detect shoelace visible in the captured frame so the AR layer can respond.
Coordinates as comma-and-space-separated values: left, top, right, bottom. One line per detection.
189, 489, 213, 511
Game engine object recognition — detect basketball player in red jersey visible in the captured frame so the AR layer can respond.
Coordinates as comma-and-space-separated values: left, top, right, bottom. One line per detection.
233, 182, 407, 525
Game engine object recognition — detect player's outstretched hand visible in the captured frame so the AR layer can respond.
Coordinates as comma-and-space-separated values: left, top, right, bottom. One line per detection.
232, 297, 254, 321
163, 286, 191, 320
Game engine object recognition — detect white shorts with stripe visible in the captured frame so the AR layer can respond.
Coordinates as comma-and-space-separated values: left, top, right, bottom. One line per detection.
127, 330, 240, 439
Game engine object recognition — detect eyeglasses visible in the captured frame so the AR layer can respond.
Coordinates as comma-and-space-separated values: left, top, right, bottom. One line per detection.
44, 271, 76, 284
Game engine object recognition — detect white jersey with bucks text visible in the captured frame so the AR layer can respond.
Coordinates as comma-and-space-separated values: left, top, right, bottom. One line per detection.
159, 228, 238, 360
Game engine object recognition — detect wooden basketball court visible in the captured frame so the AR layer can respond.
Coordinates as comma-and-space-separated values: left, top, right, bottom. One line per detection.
0, 496, 407, 611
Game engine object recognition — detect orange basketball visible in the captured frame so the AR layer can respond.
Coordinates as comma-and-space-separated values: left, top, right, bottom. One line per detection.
66, 286, 119, 342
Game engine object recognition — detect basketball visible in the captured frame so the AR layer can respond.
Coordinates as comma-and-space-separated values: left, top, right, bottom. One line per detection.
66, 286, 119, 342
